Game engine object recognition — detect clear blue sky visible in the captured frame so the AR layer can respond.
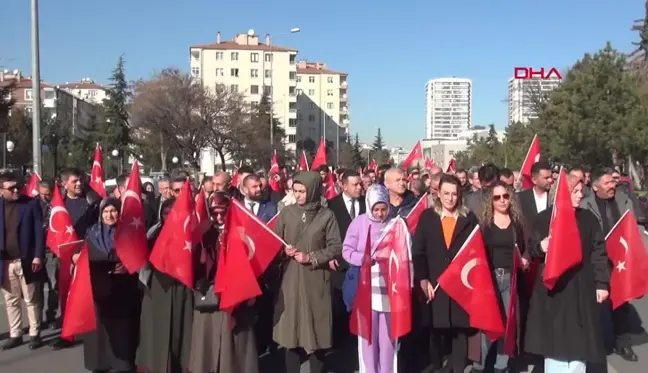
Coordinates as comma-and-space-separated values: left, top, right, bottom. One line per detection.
0, 0, 642, 149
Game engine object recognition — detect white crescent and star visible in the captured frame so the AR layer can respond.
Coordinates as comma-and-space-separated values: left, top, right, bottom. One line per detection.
388, 249, 400, 293
122, 190, 144, 229
183, 216, 193, 251
534, 153, 541, 162
460, 258, 478, 290
237, 227, 256, 260
617, 236, 629, 272
92, 161, 103, 184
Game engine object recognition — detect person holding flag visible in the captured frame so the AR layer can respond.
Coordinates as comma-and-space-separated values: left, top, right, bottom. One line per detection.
472, 182, 529, 373
412, 174, 480, 373
342, 184, 408, 373
271, 171, 343, 373
524, 173, 610, 373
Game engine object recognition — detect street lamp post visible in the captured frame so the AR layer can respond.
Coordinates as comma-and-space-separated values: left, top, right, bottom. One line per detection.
268, 27, 300, 149
112, 149, 121, 175
31, 0, 42, 175
4, 138, 14, 169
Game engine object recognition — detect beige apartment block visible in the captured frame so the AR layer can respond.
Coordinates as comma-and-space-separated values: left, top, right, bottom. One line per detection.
295, 61, 349, 149
189, 30, 299, 150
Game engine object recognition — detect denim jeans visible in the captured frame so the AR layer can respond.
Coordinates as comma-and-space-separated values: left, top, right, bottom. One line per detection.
473, 270, 511, 372
544, 358, 586, 373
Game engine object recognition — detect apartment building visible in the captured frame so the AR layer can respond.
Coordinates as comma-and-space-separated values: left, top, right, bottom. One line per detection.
189, 30, 299, 150
295, 61, 349, 149
0, 69, 57, 113
425, 78, 472, 139
507, 77, 561, 124
59, 78, 108, 105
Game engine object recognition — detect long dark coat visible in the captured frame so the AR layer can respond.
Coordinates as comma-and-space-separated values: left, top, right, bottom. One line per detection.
411, 208, 479, 329
524, 208, 610, 363
136, 233, 194, 373
83, 236, 141, 372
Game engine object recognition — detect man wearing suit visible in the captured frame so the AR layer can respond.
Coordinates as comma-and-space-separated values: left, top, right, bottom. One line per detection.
581, 167, 646, 363
327, 170, 365, 347
0, 172, 45, 350
517, 161, 553, 226
465, 164, 500, 216
240, 173, 278, 356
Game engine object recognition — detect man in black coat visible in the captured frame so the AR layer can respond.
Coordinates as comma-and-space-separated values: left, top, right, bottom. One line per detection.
327, 169, 365, 347
516, 161, 553, 226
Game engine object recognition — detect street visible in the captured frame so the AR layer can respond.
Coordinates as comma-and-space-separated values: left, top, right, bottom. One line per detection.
0, 296, 645, 373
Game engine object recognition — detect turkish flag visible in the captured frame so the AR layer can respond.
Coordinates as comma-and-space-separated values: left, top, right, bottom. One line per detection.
401, 141, 423, 169
149, 182, 198, 289
267, 213, 279, 230
194, 188, 211, 235
424, 157, 436, 170
368, 159, 377, 172
375, 217, 412, 340
446, 159, 457, 173
46, 187, 79, 256
21, 172, 41, 197
438, 225, 505, 340
296, 151, 310, 172
269, 151, 280, 173
114, 162, 148, 273
350, 227, 373, 343
543, 168, 582, 290
503, 245, 522, 356
89, 144, 107, 199
216, 199, 285, 310
311, 138, 327, 170
57, 239, 84, 318
406, 194, 429, 235
605, 210, 648, 309
324, 172, 338, 200
518, 134, 541, 190
61, 244, 96, 339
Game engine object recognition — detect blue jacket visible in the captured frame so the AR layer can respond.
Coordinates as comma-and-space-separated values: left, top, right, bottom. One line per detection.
0, 196, 45, 285
255, 200, 278, 223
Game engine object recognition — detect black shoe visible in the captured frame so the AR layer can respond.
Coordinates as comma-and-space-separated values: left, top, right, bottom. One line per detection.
1, 337, 23, 350
46, 319, 61, 330
615, 346, 639, 362
28, 336, 43, 350
51, 338, 73, 350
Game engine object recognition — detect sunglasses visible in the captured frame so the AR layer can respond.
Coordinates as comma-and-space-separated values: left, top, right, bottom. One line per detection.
493, 193, 510, 202
173, 188, 182, 194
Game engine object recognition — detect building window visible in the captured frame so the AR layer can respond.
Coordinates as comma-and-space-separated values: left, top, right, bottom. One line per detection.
231, 52, 239, 61
231, 68, 239, 77
216, 68, 224, 76
327, 89, 333, 96
289, 118, 297, 127
263, 85, 272, 96
265, 70, 272, 78
265, 54, 272, 62
288, 134, 296, 143
310, 103, 316, 109
289, 72, 296, 80
230, 85, 238, 93
44, 90, 55, 99
309, 76, 315, 83
89, 90, 97, 97
251, 69, 258, 78
296, 89, 303, 95
24, 89, 33, 101
308, 114, 315, 122
296, 76, 302, 83
215, 52, 224, 60
251, 53, 259, 62
327, 77, 334, 84
250, 85, 259, 94
308, 89, 315, 95
251, 101, 259, 106
191, 67, 200, 77
327, 102, 334, 109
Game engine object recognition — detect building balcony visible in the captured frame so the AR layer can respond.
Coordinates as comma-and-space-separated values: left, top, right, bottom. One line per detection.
341, 81, 348, 89
288, 92, 297, 102
340, 93, 348, 102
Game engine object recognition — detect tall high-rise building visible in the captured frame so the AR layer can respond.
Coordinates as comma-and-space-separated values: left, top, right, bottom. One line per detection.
295, 61, 349, 149
189, 30, 299, 149
507, 77, 561, 125
425, 78, 472, 139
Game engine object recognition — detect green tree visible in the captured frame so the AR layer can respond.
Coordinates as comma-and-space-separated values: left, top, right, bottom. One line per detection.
101, 55, 132, 170
371, 128, 390, 164
351, 133, 365, 169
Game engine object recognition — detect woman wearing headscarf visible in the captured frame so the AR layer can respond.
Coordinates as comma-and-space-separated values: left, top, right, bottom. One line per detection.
272, 171, 343, 373
83, 198, 141, 373
342, 184, 405, 373
524, 174, 609, 373
188, 192, 259, 373
136, 197, 195, 373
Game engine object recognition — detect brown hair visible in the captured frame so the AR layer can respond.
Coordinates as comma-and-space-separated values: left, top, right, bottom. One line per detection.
479, 182, 524, 228
433, 174, 469, 217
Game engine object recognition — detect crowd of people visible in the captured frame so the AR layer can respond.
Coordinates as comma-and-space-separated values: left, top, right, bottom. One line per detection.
0, 160, 644, 373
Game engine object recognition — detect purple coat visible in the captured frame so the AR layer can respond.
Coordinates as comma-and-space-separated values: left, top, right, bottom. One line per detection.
342, 214, 387, 266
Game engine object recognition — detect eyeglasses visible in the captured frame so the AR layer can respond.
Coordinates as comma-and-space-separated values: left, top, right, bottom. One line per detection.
1, 185, 18, 192
493, 193, 510, 202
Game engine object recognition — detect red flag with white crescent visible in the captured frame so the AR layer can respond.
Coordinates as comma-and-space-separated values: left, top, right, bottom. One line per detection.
518, 135, 541, 190
61, 244, 96, 339
21, 172, 41, 197
89, 144, 107, 198
114, 162, 148, 273
46, 187, 79, 256
401, 141, 423, 169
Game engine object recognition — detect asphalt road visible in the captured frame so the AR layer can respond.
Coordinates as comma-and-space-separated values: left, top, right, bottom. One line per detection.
0, 296, 646, 373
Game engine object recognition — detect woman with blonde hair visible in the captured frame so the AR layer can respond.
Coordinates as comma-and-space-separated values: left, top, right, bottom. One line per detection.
412, 174, 479, 373
472, 181, 529, 373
